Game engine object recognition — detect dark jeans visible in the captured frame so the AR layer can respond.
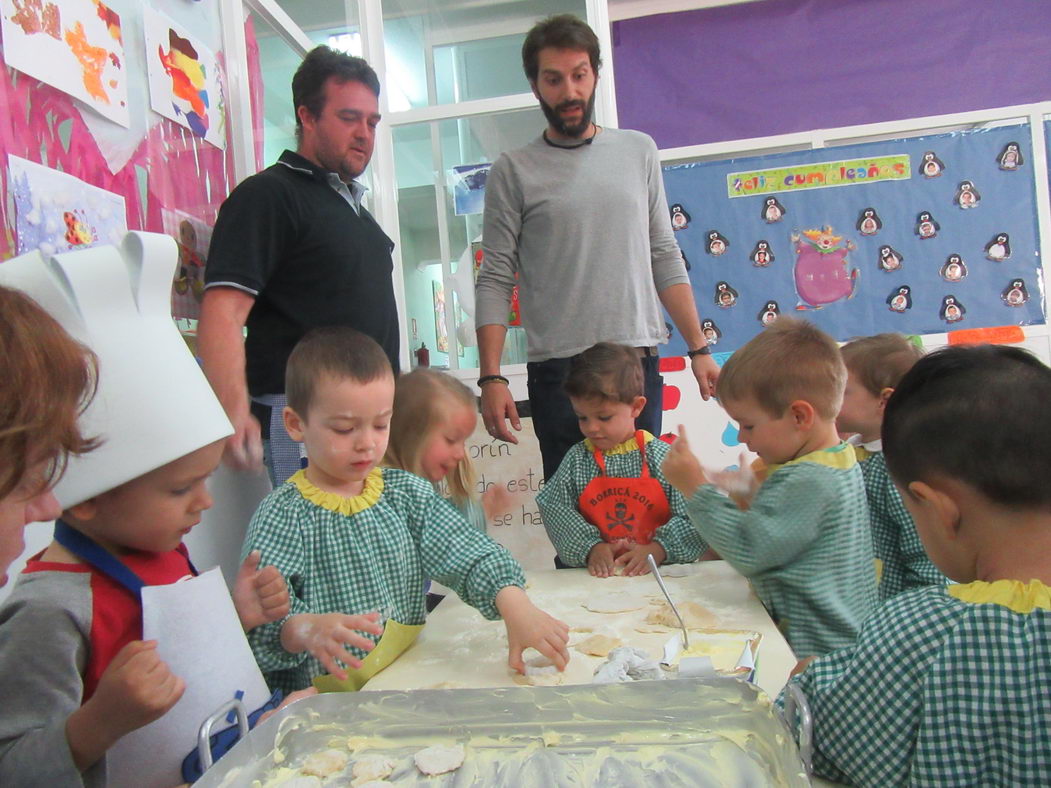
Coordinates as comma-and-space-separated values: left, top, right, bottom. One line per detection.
527, 352, 663, 482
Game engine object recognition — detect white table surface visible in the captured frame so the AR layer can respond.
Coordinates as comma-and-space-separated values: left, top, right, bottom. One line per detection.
364, 560, 796, 699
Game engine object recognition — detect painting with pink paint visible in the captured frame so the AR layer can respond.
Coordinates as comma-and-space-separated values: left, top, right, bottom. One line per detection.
791, 226, 859, 309
1, 0, 129, 127
143, 7, 225, 149
8, 154, 127, 255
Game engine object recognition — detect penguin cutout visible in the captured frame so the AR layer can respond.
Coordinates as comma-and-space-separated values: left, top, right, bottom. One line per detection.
920, 151, 945, 178
940, 253, 968, 283
856, 207, 883, 236
877, 245, 904, 273
757, 300, 780, 327
670, 203, 691, 231
681, 251, 691, 272
915, 211, 940, 240
706, 230, 730, 256
998, 142, 1024, 171
701, 318, 722, 346
1002, 279, 1029, 306
762, 197, 786, 224
985, 232, 1011, 262
664, 321, 675, 341
887, 285, 913, 313
954, 180, 981, 209
750, 240, 775, 267
714, 281, 738, 308
940, 295, 966, 324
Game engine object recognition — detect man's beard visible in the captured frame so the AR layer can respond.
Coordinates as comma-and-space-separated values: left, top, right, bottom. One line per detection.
540, 91, 596, 138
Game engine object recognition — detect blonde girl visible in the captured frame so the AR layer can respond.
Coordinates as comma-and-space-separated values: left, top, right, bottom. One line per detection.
385, 369, 511, 531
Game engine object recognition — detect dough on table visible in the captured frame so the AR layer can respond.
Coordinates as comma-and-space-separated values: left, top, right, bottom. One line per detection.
583, 593, 646, 614
351, 754, 396, 785
646, 601, 718, 628
512, 653, 565, 686
300, 748, 348, 778
414, 743, 465, 776
659, 564, 694, 578
576, 633, 622, 657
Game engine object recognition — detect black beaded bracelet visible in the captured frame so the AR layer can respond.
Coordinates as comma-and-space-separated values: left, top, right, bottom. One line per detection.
687, 346, 712, 358
477, 374, 510, 387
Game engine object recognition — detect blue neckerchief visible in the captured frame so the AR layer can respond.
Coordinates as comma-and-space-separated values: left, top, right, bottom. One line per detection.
53, 519, 197, 596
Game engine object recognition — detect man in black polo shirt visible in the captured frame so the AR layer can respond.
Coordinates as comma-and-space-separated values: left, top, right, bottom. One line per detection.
198, 47, 399, 484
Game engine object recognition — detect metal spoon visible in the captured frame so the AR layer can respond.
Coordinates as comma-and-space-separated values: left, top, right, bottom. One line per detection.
646, 554, 689, 650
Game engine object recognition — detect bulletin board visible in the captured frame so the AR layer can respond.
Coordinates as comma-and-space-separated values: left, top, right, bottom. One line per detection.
0, 0, 264, 321
662, 125, 1046, 356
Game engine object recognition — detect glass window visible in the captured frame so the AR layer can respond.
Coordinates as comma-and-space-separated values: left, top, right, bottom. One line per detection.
381, 0, 586, 109
248, 10, 305, 169
394, 108, 543, 369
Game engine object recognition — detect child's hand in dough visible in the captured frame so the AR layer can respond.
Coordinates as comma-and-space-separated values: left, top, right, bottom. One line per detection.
279, 612, 384, 680
614, 542, 667, 576
586, 542, 616, 577
233, 550, 291, 631
496, 586, 570, 674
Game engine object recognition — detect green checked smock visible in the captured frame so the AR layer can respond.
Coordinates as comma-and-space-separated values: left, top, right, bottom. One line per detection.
853, 441, 948, 601
781, 580, 1051, 786
685, 443, 877, 657
535, 432, 709, 567
242, 467, 525, 693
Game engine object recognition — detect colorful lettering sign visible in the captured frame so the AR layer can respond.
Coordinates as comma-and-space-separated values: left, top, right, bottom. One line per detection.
728, 155, 910, 197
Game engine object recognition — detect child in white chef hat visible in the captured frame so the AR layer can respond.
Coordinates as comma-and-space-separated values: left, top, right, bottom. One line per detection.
0, 234, 303, 788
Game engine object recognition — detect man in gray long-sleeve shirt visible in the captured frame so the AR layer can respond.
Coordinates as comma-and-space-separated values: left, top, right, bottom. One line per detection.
475, 14, 719, 482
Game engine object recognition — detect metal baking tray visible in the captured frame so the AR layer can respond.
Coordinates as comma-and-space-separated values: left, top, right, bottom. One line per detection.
195, 678, 809, 787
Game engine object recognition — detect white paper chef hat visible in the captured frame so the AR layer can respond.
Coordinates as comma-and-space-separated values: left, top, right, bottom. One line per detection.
0, 232, 233, 507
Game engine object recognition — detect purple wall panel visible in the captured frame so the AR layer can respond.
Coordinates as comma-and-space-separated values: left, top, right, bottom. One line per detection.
612, 0, 1051, 149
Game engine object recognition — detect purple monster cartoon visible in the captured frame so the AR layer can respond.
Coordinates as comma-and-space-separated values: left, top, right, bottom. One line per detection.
791, 225, 859, 309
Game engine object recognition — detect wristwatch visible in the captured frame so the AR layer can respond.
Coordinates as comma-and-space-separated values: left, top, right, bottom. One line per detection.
687, 346, 712, 357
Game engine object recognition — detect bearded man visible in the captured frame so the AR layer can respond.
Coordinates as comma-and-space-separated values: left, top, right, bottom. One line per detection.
475, 14, 719, 482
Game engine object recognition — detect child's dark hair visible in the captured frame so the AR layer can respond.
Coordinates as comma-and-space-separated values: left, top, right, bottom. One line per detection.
841, 333, 924, 395
285, 327, 392, 417
884, 344, 1051, 509
522, 14, 602, 83
564, 343, 643, 404
292, 46, 380, 144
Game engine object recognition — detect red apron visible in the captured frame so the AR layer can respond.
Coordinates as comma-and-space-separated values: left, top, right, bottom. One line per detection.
578, 430, 672, 545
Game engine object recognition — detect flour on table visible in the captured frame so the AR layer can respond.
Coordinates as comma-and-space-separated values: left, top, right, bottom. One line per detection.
583, 593, 646, 614
647, 601, 718, 628
300, 748, 348, 777
414, 743, 465, 776
576, 633, 622, 657
276, 777, 323, 788
351, 754, 396, 785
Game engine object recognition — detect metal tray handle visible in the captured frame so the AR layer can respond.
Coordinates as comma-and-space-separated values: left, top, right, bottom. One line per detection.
197, 697, 249, 773
780, 683, 813, 776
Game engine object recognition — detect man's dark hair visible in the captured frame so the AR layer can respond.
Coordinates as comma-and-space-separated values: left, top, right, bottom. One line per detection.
883, 344, 1051, 509
292, 46, 380, 143
564, 343, 643, 405
285, 326, 392, 417
522, 14, 601, 83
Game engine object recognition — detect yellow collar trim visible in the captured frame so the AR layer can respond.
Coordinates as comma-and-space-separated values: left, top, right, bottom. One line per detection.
584, 430, 654, 456
948, 579, 1051, 613
765, 441, 856, 476
289, 467, 384, 515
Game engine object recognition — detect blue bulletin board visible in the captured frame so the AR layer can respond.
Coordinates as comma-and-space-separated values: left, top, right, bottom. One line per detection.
662, 125, 1045, 355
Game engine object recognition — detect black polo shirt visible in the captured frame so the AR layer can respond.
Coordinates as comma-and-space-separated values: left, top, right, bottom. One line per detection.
205, 151, 400, 395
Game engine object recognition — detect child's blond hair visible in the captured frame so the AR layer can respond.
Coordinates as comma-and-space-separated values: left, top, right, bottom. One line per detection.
564, 342, 644, 405
840, 333, 924, 396
718, 318, 845, 420
384, 369, 477, 505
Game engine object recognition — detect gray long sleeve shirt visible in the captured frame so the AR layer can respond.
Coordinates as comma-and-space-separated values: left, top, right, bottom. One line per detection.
477, 128, 689, 361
